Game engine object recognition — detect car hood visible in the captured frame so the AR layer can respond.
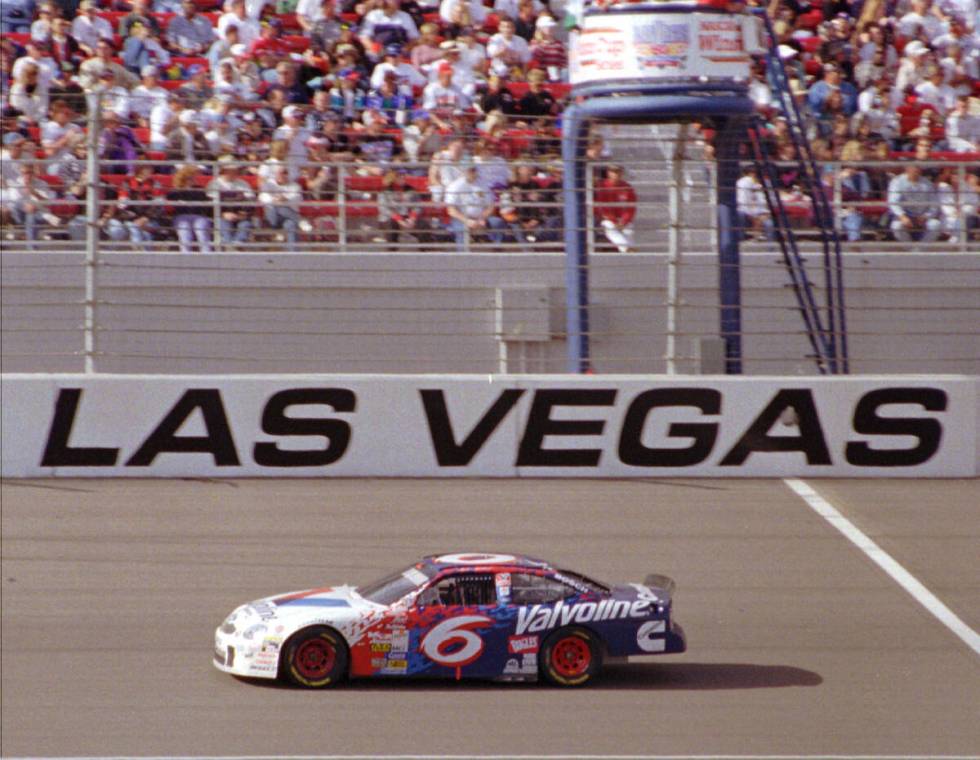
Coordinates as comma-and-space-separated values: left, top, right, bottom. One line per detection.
222, 585, 374, 634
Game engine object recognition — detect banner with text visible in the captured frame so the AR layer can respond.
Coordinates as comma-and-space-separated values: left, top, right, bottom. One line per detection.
2, 374, 977, 478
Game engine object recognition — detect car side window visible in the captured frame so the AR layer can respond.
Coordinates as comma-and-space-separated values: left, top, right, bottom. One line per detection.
419, 574, 497, 606
510, 572, 577, 605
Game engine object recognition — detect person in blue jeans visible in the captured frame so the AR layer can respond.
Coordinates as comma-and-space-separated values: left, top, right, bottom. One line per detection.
445, 164, 507, 249
207, 159, 254, 249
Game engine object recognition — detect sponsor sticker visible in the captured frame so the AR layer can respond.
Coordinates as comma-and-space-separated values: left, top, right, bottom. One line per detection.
636, 620, 667, 652
508, 635, 539, 654
516, 598, 652, 635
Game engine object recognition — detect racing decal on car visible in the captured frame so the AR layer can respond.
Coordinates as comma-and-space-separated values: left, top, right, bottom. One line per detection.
420, 615, 493, 670
636, 620, 667, 652
515, 598, 653, 635
508, 635, 539, 654
435, 553, 517, 565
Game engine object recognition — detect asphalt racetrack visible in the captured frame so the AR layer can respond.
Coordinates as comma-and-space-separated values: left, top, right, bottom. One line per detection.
2, 477, 978, 758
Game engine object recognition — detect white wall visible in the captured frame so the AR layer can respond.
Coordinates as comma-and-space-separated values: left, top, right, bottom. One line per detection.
1, 251, 978, 375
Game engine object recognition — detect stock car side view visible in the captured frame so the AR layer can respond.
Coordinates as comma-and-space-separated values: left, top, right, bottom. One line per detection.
213, 552, 686, 687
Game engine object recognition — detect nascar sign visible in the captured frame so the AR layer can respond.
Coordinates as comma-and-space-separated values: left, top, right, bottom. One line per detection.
1, 374, 977, 477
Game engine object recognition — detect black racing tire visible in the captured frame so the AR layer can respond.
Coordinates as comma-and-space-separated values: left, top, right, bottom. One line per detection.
539, 626, 602, 687
281, 626, 349, 688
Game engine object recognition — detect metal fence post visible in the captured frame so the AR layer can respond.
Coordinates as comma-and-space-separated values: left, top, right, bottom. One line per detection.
83, 92, 102, 375
338, 164, 347, 248
666, 124, 688, 375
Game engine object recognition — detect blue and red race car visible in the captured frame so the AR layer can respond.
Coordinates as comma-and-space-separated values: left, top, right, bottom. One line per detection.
213, 552, 686, 687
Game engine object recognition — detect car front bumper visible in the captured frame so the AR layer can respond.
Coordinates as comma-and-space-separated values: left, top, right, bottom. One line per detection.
213, 627, 281, 680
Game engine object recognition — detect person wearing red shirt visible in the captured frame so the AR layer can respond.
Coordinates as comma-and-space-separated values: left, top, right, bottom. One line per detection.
248, 19, 290, 60
595, 165, 637, 252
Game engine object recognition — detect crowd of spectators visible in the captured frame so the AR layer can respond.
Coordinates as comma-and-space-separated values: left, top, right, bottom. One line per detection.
1, 0, 978, 248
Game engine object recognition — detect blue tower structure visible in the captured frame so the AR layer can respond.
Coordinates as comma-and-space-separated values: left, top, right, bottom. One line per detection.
562, 2, 848, 374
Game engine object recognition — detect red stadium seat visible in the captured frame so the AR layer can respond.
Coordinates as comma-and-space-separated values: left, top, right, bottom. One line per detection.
282, 35, 310, 52
1, 32, 31, 45
797, 9, 822, 30
345, 175, 385, 192
172, 56, 208, 69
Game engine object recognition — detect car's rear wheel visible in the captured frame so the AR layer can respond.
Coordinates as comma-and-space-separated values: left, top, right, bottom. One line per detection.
540, 627, 602, 687
282, 627, 348, 688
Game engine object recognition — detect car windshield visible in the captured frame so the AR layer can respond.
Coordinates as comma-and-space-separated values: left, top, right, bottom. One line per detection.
356, 563, 437, 606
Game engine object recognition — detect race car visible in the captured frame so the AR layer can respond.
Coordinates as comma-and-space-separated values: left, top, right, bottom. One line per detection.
213, 552, 686, 687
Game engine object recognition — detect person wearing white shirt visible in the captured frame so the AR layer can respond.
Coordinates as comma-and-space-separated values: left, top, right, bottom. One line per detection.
487, 17, 530, 77
370, 45, 429, 92
11, 42, 59, 89
736, 166, 773, 240
149, 93, 179, 149
914, 66, 958, 113
72, 1, 114, 54
898, 0, 948, 40
244, 0, 272, 20
888, 164, 942, 242
272, 105, 312, 177
455, 28, 487, 77
945, 95, 980, 151
445, 164, 506, 246
494, 0, 543, 22
422, 62, 472, 127
208, 159, 256, 247
939, 42, 979, 95
426, 42, 479, 95
259, 165, 303, 246
218, 0, 260, 46
30, 3, 57, 42
296, 0, 331, 30
439, 0, 487, 27
41, 99, 84, 176
130, 66, 170, 122
359, 0, 419, 56
9, 64, 50, 123
473, 140, 509, 191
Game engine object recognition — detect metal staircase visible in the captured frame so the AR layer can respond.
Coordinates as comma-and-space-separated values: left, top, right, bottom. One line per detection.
749, 9, 849, 375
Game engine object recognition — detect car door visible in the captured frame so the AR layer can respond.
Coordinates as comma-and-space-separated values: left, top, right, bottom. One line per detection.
411, 571, 513, 679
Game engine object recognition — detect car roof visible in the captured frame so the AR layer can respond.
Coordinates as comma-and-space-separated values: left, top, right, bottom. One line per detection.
419, 552, 554, 573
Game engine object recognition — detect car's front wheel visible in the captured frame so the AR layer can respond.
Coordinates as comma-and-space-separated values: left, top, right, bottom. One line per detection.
540, 627, 602, 687
282, 626, 348, 688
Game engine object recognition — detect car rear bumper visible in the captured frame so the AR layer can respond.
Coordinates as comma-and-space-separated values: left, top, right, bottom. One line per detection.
665, 620, 686, 654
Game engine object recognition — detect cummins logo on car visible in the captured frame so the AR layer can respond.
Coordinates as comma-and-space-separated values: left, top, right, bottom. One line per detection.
515, 599, 653, 635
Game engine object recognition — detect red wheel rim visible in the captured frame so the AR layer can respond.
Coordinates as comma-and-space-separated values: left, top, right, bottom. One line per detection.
550, 636, 591, 678
294, 637, 336, 680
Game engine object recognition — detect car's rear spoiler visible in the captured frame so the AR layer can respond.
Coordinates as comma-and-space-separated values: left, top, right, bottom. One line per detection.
644, 574, 676, 597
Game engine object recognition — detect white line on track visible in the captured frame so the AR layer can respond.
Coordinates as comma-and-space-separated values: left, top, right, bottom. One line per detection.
784, 478, 980, 657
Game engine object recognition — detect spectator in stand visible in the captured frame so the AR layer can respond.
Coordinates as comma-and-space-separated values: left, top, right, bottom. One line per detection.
9, 62, 50, 123
122, 23, 172, 75
888, 163, 943, 242
915, 65, 957, 115
218, 0, 260, 47
838, 139, 873, 241
1, 132, 30, 187
259, 165, 303, 245
166, 109, 213, 162
41, 98, 84, 174
248, 18, 289, 59
487, 16, 530, 78
479, 74, 516, 115
131, 65, 169, 123
504, 161, 560, 246
208, 23, 238, 71
205, 113, 240, 156
273, 103, 312, 174
99, 109, 142, 174
411, 22, 443, 70
113, 164, 162, 247
370, 44, 427, 93
48, 18, 82, 75
429, 40, 480, 95
359, 0, 419, 60
856, 72, 899, 141
735, 165, 772, 241
517, 68, 557, 119
12, 39, 60, 89
473, 137, 509, 191
209, 157, 255, 247
595, 164, 637, 253
168, 163, 213, 253
71, 0, 112, 56
213, 56, 251, 101
895, 40, 931, 96
439, 0, 487, 32
377, 169, 425, 249
167, 0, 216, 56
948, 171, 978, 243
513, 0, 539, 42
422, 61, 471, 128
940, 42, 978, 98
305, 89, 335, 131
945, 95, 979, 152
238, 111, 272, 161
96, 67, 134, 120
177, 65, 214, 108
355, 109, 403, 170
2, 0, 35, 35
898, 0, 946, 41
3, 162, 56, 246
265, 60, 312, 104
149, 89, 179, 149
493, 0, 543, 21
119, 0, 161, 39
445, 163, 506, 246
30, 3, 59, 43
529, 15, 566, 80
298, 0, 340, 40
367, 71, 414, 124
807, 63, 858, 117
456, 26, 487, 75
428, 135, 467, 203
402, 109, 440, 163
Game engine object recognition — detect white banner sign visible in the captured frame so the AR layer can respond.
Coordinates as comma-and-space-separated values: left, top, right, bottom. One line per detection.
1, 374, 977, 478
570, 12, 764, 86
